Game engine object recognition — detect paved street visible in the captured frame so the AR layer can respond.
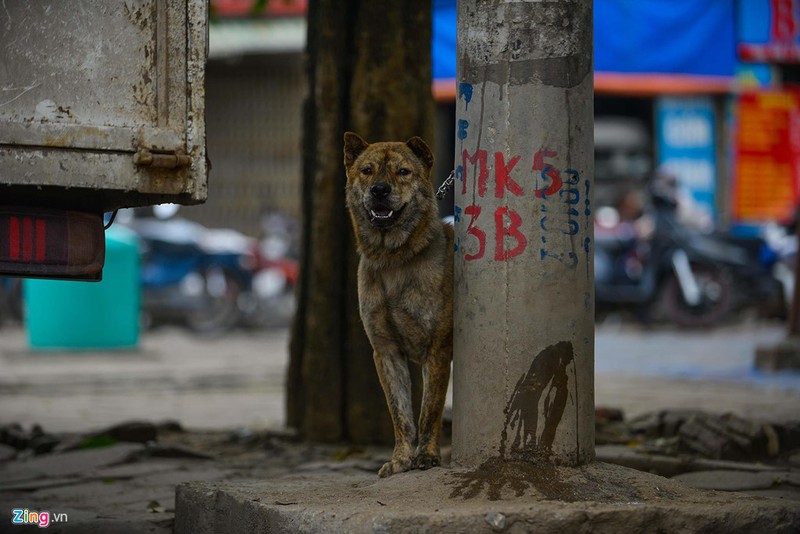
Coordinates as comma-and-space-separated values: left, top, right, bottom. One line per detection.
0, 319, 798, 432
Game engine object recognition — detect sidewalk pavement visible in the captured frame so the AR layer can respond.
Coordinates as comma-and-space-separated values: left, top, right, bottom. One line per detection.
0, 325, 288, 433
1, 320, 798, 433
0, 321, 799, 532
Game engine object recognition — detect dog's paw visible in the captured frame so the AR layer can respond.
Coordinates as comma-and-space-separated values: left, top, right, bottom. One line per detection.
378, 457, 413, 478
412, 453, 440, 470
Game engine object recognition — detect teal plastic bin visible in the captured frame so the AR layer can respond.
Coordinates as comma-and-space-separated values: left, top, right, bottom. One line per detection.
24, 226, 141, 350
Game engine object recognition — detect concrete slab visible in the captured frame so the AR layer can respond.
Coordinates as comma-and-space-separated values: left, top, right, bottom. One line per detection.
0, 441, 235, 534
672, 470, 800, 492
0, 498, 175, 534
595, 444, 785, 478
174, 462, 800, 533
0, 443, 143, 486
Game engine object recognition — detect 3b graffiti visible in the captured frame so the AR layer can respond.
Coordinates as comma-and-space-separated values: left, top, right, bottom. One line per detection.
455, 148, 591, 266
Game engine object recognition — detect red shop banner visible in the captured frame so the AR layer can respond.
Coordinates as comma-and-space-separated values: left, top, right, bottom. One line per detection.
733, 90, 800, 223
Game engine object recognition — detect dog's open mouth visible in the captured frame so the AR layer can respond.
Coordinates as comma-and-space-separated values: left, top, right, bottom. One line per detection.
367, 203, 403, 228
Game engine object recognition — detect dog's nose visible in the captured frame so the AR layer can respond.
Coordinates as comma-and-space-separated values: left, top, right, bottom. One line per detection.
370, 182, 391, 199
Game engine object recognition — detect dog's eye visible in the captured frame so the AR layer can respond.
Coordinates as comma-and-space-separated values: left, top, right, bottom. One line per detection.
398, 168, 411, 176
361, 166, 373, 175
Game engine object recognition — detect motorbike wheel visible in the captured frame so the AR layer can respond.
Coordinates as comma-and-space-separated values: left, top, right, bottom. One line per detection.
659, 265, 734, 328
250, 286, 297, 329
185, 267, 243, 334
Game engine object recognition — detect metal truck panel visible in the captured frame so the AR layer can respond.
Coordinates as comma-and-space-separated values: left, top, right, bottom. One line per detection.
0, 0, 207, 211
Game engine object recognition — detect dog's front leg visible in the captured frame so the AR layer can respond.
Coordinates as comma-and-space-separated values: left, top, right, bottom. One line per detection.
373, 350, 417, 477
414, 349, 451, 470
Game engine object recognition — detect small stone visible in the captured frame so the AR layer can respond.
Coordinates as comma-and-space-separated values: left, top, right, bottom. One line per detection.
146, 500, 166, 513
96, 421, 157, 443
485, 511, 507, 531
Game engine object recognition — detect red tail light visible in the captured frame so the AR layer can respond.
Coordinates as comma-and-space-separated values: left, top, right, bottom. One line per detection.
0, 207, 105, 281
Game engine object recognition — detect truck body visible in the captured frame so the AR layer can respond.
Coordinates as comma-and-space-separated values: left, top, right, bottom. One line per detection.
0, 1, 208, 279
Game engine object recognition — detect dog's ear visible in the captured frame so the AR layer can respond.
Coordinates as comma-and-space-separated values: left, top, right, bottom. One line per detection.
406, 136, 434, 170
344, 132, 369, 168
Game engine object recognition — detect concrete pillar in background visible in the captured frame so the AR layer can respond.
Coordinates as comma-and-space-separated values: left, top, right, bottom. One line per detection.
452, 0, 595, 467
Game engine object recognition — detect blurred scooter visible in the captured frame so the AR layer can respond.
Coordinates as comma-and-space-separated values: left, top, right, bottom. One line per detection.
595, 177, 754, 327
126, 206, 257, 334
239, 212, 298, 329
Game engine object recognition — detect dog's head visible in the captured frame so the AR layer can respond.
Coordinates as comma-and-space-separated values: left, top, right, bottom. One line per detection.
343, 132, 435, 231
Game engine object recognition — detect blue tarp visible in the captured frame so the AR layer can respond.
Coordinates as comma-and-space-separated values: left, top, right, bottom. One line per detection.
433, 0, 737, 80
432, 0, 456, 80
595, 0, 736, 76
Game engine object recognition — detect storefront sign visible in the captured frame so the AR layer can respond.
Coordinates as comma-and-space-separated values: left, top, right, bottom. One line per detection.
656, 96, 718, 225
733, 91, 800, 223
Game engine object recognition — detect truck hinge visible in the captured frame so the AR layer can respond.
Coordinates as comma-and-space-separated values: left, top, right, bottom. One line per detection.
134, 148, 192, 169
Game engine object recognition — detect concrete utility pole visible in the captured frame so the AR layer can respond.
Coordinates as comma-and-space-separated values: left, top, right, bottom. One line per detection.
452, 0, 594, 467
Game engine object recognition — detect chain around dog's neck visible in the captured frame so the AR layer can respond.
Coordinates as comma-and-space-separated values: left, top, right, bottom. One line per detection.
436, 169, 456, 200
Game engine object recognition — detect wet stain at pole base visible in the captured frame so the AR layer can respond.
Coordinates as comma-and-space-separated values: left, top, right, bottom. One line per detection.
448, 458, 647, 503
502, 340, 575, 462
449, 457, 574, 501
450, 341, 589, 501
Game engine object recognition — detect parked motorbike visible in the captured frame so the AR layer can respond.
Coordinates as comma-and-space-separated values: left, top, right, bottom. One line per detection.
128, 215, 257, 334
713, 221, 796, 319
237, 212, 298, 329
595, 190, 758, 327
125, 207, 299, 333
240, 243, 298, 329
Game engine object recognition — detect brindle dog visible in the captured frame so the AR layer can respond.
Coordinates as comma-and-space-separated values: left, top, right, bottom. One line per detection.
343, 132, 454, 477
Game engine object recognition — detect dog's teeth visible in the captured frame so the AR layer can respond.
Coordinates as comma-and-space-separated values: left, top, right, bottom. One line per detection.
387, 210, 393, 218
